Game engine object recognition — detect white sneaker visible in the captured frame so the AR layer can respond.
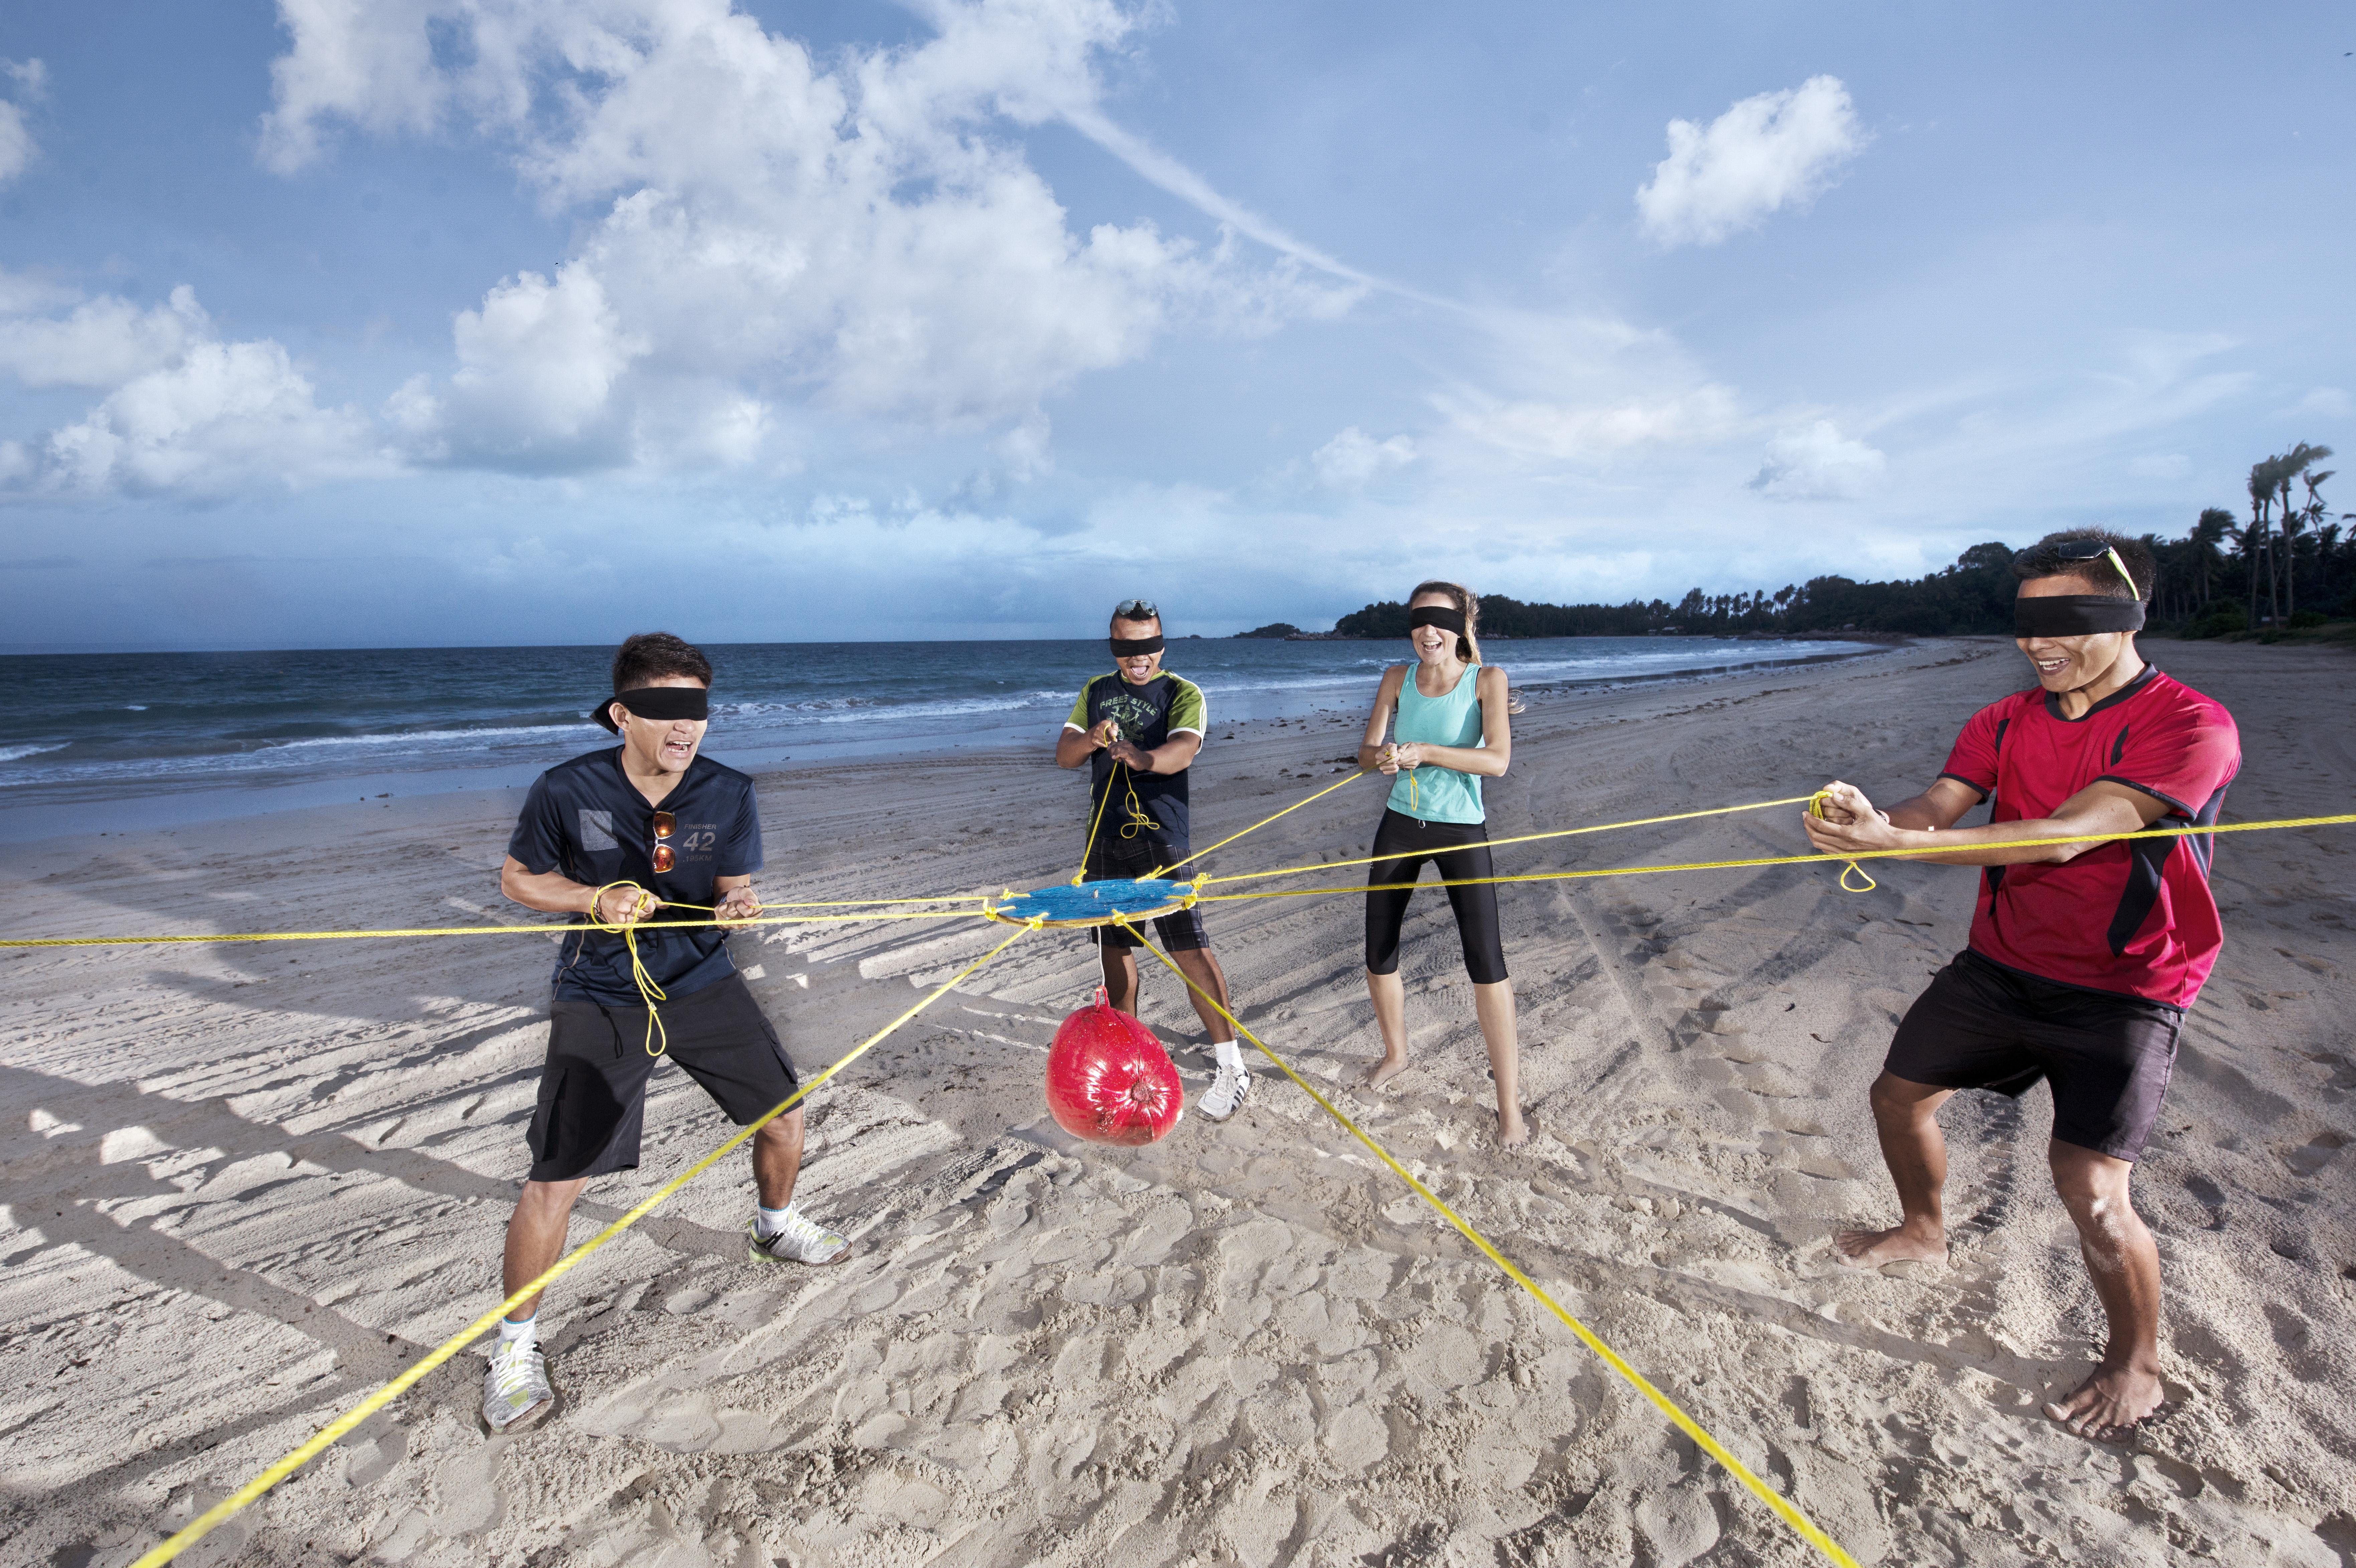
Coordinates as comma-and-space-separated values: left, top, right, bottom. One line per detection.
747, 1209, 849, 1266
1200, 1063, 1252, 1123
481, 1339, 553, 1433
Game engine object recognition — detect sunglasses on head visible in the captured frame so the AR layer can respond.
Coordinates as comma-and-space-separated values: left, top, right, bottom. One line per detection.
650, 810, 675, 874
1114, 598, 1158, 619
2051, 539, 2137, 593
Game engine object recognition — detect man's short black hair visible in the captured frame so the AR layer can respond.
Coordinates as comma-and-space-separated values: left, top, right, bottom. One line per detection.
1109, 606, 1163, 632
613, 631, 713, 691
2012, 529, 2154, 601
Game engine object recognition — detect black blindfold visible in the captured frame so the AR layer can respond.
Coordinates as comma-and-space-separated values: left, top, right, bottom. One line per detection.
593, 685, 711, 732
1110, 634, 1165, 657
2014, 596, 2146, 638
1408, 606, 1468, 635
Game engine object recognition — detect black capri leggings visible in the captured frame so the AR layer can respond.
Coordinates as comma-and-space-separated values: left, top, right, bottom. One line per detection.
1364, 808, 1509, 986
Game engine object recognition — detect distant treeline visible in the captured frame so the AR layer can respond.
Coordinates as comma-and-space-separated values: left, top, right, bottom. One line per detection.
1332, 543, 2023, 638
1313, 448, 2352, 641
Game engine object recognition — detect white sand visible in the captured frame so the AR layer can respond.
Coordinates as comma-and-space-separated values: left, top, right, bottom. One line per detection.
2, 637, 2352, 1566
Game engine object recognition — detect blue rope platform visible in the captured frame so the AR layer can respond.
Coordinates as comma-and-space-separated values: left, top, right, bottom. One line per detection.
984, 877, 1197, 929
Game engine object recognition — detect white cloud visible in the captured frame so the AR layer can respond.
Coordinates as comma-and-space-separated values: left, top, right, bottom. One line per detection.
1748, 419, 1885, 502
391, 267, 647, 466
0, 283, 205, 388
262, 0, 1343, 469
0, 280, 379, 496
40, 340, 379, 495
1312, 427, 1416, 489
2127, 453, 2192, 481
0, 58, 45, 185
1636, 76, 1865, 249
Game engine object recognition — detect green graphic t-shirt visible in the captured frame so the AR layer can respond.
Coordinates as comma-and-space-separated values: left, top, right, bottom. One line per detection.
1064, 670, 1208, 847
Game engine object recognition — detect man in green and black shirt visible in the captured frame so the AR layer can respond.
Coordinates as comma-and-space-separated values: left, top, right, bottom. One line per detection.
1055, 598, 1251, 1122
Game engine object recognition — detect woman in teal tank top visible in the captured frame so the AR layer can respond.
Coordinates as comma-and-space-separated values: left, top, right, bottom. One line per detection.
1353, 580, 1526, 1147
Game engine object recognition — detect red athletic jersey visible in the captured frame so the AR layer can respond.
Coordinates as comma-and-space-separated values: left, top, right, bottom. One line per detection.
1937, 666, 2239, 1008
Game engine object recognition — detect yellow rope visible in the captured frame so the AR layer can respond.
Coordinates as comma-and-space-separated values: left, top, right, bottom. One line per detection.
0, 907, 988, 950
1154, 766, 1364, 878
1194, 813, 2356, 903
126, 923, 1034, 1568
753, 893, 989, 909
585, 882, 678, 1056
1203, 793, 1817, 886
1072, 755, 1123, 883
1129, 937, 1859, 1567
1805, 790, 1878, 894
1069, 755, 1165, 885
1114, 768, 1160, 842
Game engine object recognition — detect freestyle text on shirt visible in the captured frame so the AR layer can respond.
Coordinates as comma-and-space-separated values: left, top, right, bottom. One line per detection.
506, 748, 765, 1006
1063, 670, 1208, 848
1938, 666, 2240, 1009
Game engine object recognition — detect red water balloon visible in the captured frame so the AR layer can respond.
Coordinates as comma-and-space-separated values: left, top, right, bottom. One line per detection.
1045, 990, 1185, 1145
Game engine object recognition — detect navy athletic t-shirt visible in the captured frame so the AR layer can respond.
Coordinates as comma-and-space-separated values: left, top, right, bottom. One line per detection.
506, 748, 764, 1006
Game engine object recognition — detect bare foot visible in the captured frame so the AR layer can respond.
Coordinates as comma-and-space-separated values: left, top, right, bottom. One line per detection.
1832, 1223, 1947, 1269
1497, 1109, 1530, 1148
1366, 1055, 1409, 1088
2044, 1360, 2164, 1442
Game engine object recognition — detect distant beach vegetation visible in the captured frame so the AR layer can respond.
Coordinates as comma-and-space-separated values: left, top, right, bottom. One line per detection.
1296, 444, 2350, 645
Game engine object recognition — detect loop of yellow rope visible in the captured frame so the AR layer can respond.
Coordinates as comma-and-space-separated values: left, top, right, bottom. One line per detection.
125, 924, 1035, 1568
1127, 939, 1860, 1568
1114, 766, 1160, 842
584, 882, 671, 1055
1805, 789, 1877, 894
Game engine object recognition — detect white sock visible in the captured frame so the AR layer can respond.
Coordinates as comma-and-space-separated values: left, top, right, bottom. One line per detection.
1214, 1038, 1245, 1072
497, 1314, 537, 1350
755, 1203, 794, 1239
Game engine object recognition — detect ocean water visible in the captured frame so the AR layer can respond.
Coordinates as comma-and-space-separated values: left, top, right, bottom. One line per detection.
0, 636, 1875, 836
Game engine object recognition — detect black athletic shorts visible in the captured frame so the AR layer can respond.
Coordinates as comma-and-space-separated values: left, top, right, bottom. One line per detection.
1083, 831, 1208, 952
1886, 949, 2182, 1162
525, 971, 799, 1182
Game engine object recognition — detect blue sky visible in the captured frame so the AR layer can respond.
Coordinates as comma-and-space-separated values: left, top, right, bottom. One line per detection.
0, 1, 2348, 649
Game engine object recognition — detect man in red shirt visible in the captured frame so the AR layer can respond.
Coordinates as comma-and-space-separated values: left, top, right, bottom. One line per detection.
1804, 530, 2239, 1443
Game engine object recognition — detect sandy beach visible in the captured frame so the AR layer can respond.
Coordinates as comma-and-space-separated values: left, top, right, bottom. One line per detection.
3, 636, 2352, 1567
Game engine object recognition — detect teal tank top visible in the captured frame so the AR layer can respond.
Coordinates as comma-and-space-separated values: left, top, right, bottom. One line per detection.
1386, 663, 1486, 824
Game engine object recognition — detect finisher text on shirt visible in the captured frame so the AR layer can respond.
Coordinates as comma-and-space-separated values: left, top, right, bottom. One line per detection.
1938, 666, 2240, 1009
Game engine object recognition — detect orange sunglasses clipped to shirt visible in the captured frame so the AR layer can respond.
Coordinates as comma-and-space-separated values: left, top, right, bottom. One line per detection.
650, 810, 676, 874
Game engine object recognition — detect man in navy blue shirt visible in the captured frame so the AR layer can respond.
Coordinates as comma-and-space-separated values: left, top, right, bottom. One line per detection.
481, 632, 846, 1433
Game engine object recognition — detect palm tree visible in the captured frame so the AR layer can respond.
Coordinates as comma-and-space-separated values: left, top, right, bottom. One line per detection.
2247, 457, 2279, 626
2271, 444, 2334, 620
2190, 507, 2233, 607
2296, 468, 2336, 618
